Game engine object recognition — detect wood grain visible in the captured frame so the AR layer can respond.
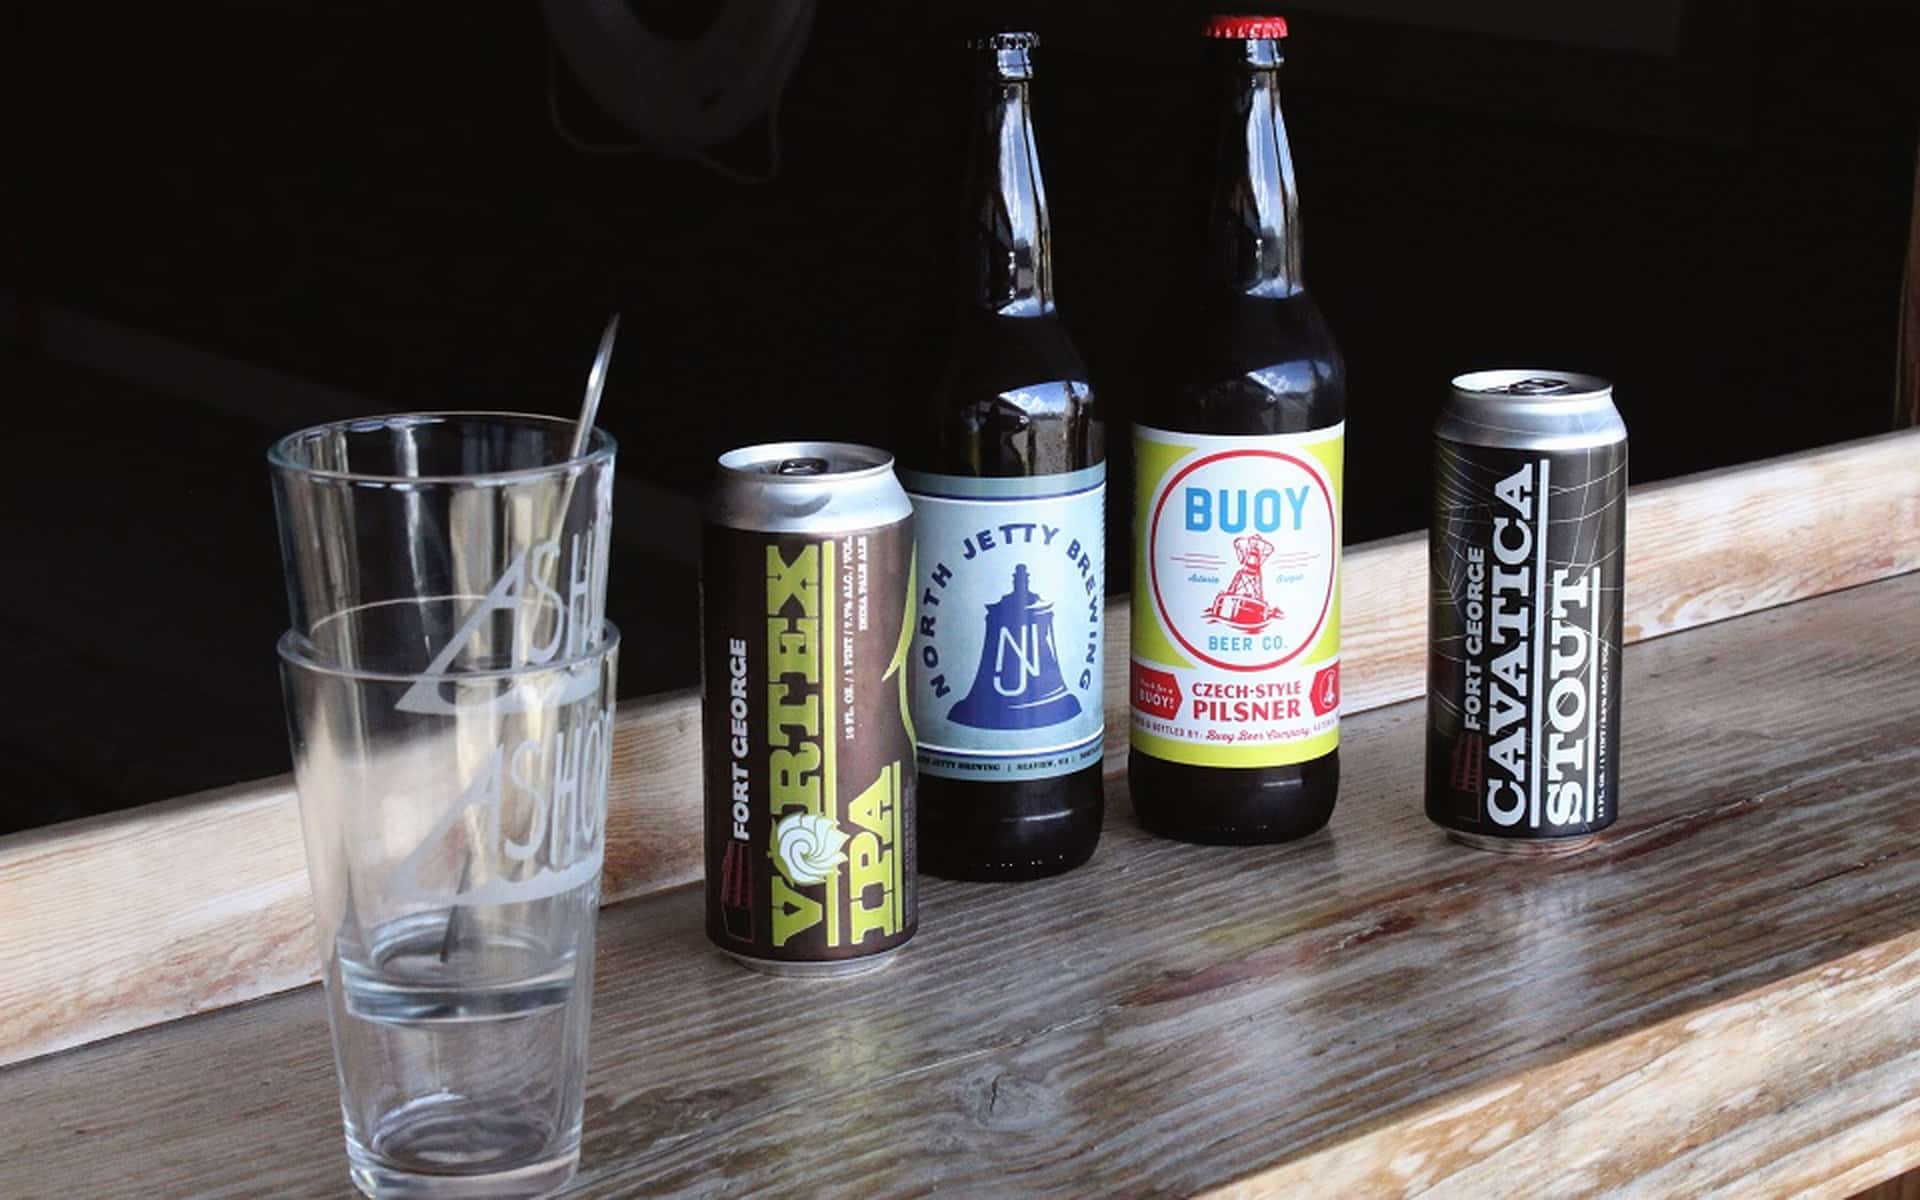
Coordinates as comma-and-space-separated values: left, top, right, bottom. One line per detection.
1858, 1167, 1920, 1200
1, 573, 1917, 1198
1, 429, 1916, 1069
0, 781, 314, 1066
1202, 934, 1920, 1199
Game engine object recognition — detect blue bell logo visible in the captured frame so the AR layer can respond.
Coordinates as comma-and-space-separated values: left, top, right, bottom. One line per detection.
948, 564, 1082, 730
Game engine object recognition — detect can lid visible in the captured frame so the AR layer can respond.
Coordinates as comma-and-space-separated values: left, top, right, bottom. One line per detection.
1205, 15, 1289, 39
1452, 369, 1612, 401
717, 441, 895, 482
967, 31, 1039, 51
710, 441, 908, 533
1441, 369, 1625, 452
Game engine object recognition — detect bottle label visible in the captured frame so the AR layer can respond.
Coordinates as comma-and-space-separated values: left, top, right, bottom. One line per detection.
901, 464, 1106, 782
1130, 424, 1343, 767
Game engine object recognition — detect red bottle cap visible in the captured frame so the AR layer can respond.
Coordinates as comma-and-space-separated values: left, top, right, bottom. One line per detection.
1204, 15, 1289, 39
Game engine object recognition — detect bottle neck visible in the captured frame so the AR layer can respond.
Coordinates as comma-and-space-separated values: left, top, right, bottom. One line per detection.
1208, 40, 1303, 298
963, 54, 1053, 316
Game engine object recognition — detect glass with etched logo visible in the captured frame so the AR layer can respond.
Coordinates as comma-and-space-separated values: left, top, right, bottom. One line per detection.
270, 413, 616, 1199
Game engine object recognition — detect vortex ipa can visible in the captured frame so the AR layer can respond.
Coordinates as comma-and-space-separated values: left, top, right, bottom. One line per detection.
702, 442, 918, 975
1426, 371, 1626, 854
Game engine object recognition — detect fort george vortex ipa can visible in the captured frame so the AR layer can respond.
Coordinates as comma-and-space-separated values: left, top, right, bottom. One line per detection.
1426, 370, 1626, 854
702, 443, 917, 975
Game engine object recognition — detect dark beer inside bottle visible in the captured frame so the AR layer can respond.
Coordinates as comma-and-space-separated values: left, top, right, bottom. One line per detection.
911, 32, 1105, 880
1130, 25, 1346, 844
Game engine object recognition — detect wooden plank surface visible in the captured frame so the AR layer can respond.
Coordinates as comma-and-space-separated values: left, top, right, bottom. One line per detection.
0, 781, 314, 1068
1, 428, 1917, 1069
1859, 1168, 1920, 1200
2, 571, 1918, 1199
0, 696, 711, 1068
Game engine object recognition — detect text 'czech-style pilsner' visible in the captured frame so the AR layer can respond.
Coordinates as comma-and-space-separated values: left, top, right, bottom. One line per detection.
1131, 15, 1346, 843
903, 31, 1106, 880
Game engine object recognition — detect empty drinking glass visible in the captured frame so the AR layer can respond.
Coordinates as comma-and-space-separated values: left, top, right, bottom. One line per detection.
270, 413, 617, 1198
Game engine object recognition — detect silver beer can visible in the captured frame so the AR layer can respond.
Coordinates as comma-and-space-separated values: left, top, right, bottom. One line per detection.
1425, 371, 1627, 855
702, 442, 919, 974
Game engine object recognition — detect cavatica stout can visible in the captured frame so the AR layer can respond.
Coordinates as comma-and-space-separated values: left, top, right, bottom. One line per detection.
1426, 371, 1626, 855
702, 442, 918, 975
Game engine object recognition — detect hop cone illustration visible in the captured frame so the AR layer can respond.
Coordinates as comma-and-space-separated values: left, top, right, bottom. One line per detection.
770, 812, 848, 887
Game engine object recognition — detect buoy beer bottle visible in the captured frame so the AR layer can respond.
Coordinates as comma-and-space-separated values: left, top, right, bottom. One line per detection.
902, 31, 1107, 881
1129, 15, 1346, 843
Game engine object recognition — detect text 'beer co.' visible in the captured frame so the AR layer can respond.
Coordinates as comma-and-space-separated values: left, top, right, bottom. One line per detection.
903, 30, 1107, 882
701, 443, 918, 975
1129, 14, 1347, 845
1426, 371, 1627, 854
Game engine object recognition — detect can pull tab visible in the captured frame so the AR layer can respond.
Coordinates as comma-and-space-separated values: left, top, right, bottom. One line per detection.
1491, 377, 1573, 397
773, 457, 830, 477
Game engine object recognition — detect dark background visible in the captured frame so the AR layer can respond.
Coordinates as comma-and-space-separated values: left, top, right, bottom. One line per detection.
3, 1, 1915, 832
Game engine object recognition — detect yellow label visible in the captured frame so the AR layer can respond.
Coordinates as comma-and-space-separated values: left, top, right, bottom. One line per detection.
1129, 423, 1343, 767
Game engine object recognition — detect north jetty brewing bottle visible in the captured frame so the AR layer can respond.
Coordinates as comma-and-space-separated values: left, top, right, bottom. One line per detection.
1129, 15, 1346, 843
903, 31, 1106, 880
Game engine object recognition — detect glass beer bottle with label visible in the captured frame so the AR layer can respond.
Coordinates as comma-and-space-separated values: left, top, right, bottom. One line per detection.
1129, 15, 1346, 843
902, 31, 1106, 880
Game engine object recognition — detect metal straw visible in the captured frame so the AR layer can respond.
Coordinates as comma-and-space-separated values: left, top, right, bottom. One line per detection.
573, 313, 620, 460
440, 313, 621, 962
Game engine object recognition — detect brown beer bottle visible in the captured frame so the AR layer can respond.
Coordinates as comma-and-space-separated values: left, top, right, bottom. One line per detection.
1129, 15, 1346, 843
901, 31, 1107, 880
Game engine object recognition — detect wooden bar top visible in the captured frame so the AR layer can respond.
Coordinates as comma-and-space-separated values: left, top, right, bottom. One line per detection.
5, 571, 1919, 1198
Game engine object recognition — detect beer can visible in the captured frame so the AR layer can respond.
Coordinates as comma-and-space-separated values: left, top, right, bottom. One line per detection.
1426, 371, 1626, 854
702, 442, 918, 975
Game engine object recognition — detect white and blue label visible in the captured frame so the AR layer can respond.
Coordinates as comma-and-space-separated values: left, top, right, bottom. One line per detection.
902, 464, 1106, 782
